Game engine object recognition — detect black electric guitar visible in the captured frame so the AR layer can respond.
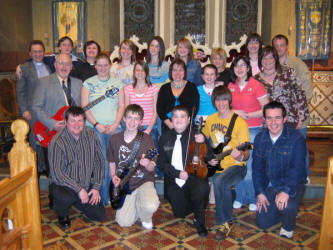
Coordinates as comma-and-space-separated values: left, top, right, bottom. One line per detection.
207, 142, 253, 177
110, 148, 158, 210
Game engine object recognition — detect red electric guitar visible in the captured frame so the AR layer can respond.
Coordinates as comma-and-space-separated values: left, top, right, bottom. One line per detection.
34, 87, 119, 147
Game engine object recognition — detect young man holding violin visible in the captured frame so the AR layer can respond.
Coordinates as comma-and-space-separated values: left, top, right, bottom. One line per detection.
196, 85, 250, 240
157, 105, 216, 238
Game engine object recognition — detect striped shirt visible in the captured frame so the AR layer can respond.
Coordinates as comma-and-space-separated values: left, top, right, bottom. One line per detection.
49, 127, 105, 193
124, 84, 159, 125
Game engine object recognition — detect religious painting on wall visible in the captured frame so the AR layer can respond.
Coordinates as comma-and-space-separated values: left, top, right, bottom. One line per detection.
124, 0, 154, 43
296, 0, 332, 60
52, 0, 86, 53
175, 0, 205, 44
225, 0, 258, 45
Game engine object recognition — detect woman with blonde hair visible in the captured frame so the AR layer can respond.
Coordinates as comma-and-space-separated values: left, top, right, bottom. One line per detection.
175, 38, 203, 86
110, 39, 136, 85
210, 48, 231, 87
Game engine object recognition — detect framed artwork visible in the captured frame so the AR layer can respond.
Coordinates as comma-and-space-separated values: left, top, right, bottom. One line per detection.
296, 0, 332, 60
52, 0, 86, 53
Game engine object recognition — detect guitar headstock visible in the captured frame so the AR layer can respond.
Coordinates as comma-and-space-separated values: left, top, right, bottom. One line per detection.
105, 87, 119, 97
237, 142, 253, 151
146, 148, 159, 160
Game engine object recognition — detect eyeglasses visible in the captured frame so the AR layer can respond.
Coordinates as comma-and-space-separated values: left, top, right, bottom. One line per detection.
234, 63, 248, 68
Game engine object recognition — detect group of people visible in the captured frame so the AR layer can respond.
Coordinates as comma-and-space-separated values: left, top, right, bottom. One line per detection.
15, 32, 311, 240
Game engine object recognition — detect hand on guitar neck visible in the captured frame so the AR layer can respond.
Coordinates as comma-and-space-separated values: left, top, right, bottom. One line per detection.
54, 120, 66, 131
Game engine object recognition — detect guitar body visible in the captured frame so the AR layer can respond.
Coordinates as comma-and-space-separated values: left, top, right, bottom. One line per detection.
33, 88, 119, 148
33, 106, 69, 147
109, 148, 158, 210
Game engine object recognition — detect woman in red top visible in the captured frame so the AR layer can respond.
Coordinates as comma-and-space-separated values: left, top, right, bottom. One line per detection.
228, 56, 269, 211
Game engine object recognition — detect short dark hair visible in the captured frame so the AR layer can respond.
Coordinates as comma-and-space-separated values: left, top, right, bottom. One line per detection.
258, 45, 280, 71
95, 53, 111, 65
147, 36, 165, 67
245, 32, 263, 57
172, 105, 190, 117
230, 56, 252, 82
211, 85, 232, 109
263, 101, 287, 118
83, 40, 101, 57
65, 106, 86, 121
202, 64, 218, 76
169, 58, 187, 81
29, 40, 45, 51
133, 61, 151, 88
272, 34, 289, 46
124, 104, 144, 120
58, 36, 74, 48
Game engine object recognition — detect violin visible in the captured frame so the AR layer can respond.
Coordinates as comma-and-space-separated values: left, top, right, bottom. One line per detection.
185, 117, 208, 179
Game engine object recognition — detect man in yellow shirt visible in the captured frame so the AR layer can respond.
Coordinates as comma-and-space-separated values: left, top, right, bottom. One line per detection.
197, 86, 250, 240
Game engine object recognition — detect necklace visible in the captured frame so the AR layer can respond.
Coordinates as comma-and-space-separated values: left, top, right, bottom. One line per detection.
263, 71, 276, 77
171, 81, 186, 89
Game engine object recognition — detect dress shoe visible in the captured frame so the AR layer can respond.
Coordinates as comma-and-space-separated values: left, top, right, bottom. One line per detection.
58, 216, 71, 229
193, 219, 208, 237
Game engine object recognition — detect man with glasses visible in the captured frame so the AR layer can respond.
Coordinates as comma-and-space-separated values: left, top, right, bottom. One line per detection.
253, 101, 307, 239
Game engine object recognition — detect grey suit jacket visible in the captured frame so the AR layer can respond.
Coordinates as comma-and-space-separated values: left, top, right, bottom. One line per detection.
32, 73, 82, 130
16, 60, 51, 116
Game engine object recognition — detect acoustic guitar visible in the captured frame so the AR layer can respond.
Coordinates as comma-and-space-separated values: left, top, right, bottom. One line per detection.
110, 148, 158, 210
33, 87, 119, 147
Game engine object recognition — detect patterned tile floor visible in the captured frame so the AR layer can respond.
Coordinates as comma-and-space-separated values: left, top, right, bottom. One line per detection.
41, 191, 321, 249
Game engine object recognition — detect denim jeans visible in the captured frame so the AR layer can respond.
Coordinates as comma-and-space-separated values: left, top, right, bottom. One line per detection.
298, 128, 310, 177
256, 184, 305, 231
235, 127, 262, 205
211, 165, 247, 225
96, 127, 122, 205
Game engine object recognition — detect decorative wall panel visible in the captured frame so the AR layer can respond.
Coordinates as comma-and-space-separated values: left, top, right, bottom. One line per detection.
225, 0, 258, 45
124, 0, 154, 42
174, 0, 205, 44
309, 71, 333, 126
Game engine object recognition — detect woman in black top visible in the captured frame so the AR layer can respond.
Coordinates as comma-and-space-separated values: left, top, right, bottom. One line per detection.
157, 58, 199, 133
210, 48, 231, 87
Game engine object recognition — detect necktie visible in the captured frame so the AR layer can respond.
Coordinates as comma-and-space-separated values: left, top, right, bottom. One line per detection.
62, 80, 75, 106
171, 134, 186, 187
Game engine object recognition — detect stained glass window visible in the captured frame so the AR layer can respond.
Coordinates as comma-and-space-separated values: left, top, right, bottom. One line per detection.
124, 0, 154, 42
175, 0, 205, 44
225, 0, 258, 44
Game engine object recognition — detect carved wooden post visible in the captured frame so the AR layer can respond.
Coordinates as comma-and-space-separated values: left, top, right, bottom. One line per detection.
7, 119, 43, 249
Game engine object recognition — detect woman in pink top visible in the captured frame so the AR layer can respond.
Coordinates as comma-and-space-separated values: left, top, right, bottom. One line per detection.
228, 56, 269, 212
124, 61, 159, 141
245, 33, 263, 76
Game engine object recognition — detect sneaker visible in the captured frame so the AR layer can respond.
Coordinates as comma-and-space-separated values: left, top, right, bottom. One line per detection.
142, 220, 153, 229
280, 227, 294, 239
249, 203, 257, 211
215, 222, 232, 240
209, 194, 215, 204
233, 201, 242, 209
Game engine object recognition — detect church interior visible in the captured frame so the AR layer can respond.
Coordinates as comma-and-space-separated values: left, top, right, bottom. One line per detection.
0, 0, 332, 249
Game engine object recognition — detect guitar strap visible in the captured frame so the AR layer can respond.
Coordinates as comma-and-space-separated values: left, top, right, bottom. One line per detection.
224, 113, 238, 147
125, 131, 144, 170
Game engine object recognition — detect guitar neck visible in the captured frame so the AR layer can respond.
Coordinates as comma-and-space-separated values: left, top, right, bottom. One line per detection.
83, 95, 106, 111
120, 164, 141, 189
215, 149, 233, 161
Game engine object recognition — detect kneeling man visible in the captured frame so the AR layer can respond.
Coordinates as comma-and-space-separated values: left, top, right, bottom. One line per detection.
49, 106, 105, 228
108, 104, 160, 229
253, 101, 307, 239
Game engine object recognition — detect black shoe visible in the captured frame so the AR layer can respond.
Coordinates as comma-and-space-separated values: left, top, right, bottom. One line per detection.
58, 216, 71, 229
193, 219, 208, 237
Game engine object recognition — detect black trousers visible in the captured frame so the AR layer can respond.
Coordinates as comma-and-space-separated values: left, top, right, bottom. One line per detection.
49, 183, 105, 221
165, 175, 209, 225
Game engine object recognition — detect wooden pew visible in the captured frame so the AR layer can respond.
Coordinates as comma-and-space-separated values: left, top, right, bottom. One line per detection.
0, 119, 42, 249
319, 156, 333, 249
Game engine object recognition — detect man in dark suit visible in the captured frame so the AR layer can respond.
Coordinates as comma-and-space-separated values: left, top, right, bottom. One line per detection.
16, 40, 51, 151
32, 53, 82, 175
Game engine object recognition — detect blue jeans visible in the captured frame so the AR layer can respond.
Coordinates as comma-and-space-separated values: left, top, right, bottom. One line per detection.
96, 127, 122, 205
235, 127, 262, 205
298, 128, 310, 177
211, 165, 247, 225
256, 184, 305, 231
